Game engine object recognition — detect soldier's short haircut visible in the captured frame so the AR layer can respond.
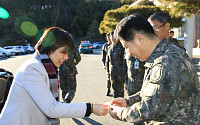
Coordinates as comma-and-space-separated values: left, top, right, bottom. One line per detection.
106, 32, 110, 37
114, 14, 156, 42
148, 12, 170, 24
111, 30, 114, 36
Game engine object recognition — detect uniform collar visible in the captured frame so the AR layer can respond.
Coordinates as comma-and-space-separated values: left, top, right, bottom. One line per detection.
146, 38, 169, 65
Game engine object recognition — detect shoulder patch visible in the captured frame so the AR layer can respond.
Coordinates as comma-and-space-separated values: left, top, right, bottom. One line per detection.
150, 65, 164, 82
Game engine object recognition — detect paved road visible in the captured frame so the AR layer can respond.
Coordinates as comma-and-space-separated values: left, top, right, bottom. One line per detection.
0, 50, 131, 125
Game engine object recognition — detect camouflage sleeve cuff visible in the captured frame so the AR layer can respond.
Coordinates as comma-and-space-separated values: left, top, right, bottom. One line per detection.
125, 97, 132, 107
125, 92, 141, 107
116, 107, 126, 121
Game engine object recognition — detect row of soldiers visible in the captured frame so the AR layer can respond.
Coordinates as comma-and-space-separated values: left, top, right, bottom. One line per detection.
101, 12, 185, 98
102, 31, 145, 98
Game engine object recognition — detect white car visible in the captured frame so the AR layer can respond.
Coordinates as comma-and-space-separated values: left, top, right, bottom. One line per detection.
16, 45, 27, 54
0, 47, 15, 58
0, 49, 3, 58
4, 46, 21, 55
25, 46, 35, 53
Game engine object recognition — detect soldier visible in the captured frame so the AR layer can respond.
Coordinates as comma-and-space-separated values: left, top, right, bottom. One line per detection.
169, 31, 179, 44
106, 31, 125, 98
102, 33, 112, 96
148, 12, 185, 51
124, 12, 184, 97
124, 50, 145, 96
59, 46, 81, 103
108, 14, 199, 124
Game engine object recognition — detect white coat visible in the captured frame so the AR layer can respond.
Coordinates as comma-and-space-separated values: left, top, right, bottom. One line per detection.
0, 52, 87, 125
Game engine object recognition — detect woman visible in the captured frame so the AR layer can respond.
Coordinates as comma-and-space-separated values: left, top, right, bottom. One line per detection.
0, 27, 108, 125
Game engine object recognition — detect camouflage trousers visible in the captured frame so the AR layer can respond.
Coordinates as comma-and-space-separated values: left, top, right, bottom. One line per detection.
110, 74, 125, 98
107, 74, 111, 89
59, 74, 77, 103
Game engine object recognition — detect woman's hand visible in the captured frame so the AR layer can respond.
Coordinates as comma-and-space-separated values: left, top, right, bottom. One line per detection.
92, 103, 108, 116
110, 98, 127, 107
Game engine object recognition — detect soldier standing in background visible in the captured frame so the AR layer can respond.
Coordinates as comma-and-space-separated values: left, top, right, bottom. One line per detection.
148, 12, 185, 51
169, 31, 179, 45
106, 31, 125, 98
59, 46, 81, 103
124, 50, 145, 96
102, 33, 112, 96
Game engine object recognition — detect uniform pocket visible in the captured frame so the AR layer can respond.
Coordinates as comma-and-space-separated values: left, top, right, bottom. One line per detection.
141, 83, 159, 97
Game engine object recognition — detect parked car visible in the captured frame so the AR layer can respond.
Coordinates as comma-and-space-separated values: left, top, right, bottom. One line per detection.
16, 45, 28, 54
0, 47, 15, 58
0, 68, 13, 113
0, 49, 3, 58
93, 42, 105, 49
25, 46, 35, 53
4, 46, 21, 55
79, 43, 93, 54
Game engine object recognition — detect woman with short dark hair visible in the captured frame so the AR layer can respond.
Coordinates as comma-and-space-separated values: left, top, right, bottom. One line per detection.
0, 27, 108, 125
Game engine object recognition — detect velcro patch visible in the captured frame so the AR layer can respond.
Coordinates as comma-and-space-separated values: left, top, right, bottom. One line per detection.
150, 65, 164, 83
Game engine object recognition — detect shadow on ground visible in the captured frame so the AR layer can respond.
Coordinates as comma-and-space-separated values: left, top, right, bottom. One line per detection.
72, 117, 103, 125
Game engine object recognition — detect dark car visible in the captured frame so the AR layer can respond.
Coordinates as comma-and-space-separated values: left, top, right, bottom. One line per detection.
0, 68, 13, 113
79, 43, 93, 54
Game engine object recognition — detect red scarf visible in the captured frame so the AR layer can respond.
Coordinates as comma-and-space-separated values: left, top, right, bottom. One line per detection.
41, 54, 60, 125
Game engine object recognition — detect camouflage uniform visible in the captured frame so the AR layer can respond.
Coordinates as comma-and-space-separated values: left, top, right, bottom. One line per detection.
124, 53, 145, 96
116, 38, 200, 124
107, 41, 125, 98
169, 37, 178, 45
59, 48, 81, 103
102, 42, 111, 90
168, 38, 186, 52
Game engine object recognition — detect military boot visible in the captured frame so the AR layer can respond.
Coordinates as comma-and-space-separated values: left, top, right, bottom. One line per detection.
106, 88, 111, 96
65, 99, 71, 103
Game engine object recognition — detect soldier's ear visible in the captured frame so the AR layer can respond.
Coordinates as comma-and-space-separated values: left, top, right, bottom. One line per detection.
165, 22, 170, 31
135, 34, 144, 45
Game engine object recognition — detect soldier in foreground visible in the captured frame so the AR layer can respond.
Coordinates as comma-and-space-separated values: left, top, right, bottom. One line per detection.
102, 33, 112, 96
108, 14, 200, 124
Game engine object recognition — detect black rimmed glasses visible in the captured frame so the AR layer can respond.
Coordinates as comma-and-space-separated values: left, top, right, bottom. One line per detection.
153, 23, 166, 31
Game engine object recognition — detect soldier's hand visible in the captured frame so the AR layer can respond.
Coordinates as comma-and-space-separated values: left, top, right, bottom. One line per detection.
109, 105, 119, 120
110, 98, 127, 107
92, 103, 108, 116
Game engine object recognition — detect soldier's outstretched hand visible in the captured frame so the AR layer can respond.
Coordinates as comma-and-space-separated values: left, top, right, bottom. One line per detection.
110, 98, 127, 107
109, 105, 119, 120
92, 103, 109, 116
